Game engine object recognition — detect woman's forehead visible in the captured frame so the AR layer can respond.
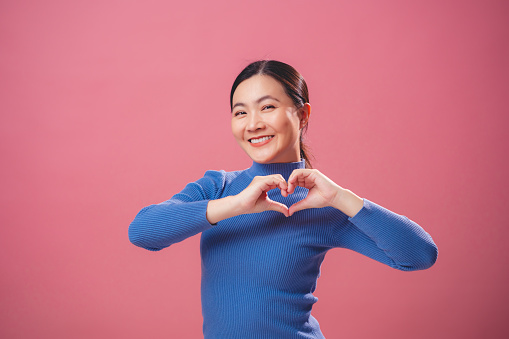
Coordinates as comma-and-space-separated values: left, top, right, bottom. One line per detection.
232, 75, 290, 106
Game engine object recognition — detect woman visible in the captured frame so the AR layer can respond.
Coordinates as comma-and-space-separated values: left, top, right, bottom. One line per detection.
129, 60, 438, 338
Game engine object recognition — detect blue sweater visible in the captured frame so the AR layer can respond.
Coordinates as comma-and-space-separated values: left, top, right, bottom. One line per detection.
128, 160, 438, 338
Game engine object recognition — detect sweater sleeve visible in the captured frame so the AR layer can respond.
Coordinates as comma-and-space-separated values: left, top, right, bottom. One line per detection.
329, 198, 438, 271
128, 170, 226, 251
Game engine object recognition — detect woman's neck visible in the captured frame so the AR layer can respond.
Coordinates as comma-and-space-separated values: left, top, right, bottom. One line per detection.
247, 160, 305, 180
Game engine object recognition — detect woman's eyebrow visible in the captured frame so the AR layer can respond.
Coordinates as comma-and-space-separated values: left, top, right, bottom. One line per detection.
232, 95, 280, 111
256, 95, 280, 104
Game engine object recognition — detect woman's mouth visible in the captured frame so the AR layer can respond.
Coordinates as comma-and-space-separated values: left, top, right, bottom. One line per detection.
248, 135, 274, 146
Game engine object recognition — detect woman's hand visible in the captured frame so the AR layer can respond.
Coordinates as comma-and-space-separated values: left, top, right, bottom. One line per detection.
235, 174, 290, 217
287, 169, 364, 217
206, 174, 289, 224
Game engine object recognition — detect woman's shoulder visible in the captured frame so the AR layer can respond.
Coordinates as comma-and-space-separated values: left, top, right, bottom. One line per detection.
201, 168, 249, 185
189, 168, 249, 199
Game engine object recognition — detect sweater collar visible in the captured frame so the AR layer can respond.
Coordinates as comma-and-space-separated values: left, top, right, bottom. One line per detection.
247, 160, 306, 180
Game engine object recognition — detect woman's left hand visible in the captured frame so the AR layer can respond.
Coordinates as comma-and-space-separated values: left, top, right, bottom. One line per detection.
286, 169, 364, 217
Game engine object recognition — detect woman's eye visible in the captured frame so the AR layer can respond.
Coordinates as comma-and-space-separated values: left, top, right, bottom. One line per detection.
234, 111, 246, 117
262, 105, 275, 110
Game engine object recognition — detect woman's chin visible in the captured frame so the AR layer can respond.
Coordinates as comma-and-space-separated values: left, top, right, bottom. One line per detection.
244, 148, 299, 164
250, 156, 273, 164
245, 151, 277, 164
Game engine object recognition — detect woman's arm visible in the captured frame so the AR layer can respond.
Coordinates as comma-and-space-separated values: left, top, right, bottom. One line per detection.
128, 170, 225, 251
287, 169, 438, 271
129, 171, 290, 251
330, 198, 438, 271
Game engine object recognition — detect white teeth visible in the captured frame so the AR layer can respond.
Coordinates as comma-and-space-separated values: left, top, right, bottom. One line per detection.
250, 136, 274, 144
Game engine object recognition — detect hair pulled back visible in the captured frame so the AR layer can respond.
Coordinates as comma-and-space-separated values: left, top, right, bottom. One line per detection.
230, 60, 313, 168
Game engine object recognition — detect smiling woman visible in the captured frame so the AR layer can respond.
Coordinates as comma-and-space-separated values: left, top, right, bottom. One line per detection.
231, 74, 309, 165
128, 60, 439, 339
231, 60, 313, 169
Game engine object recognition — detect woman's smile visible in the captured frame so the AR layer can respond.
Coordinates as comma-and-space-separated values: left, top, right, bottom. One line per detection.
248, 135, 274, 146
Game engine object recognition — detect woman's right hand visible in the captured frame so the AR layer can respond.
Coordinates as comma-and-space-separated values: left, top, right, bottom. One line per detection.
235, 175, 289, 217
206, 175, 289, 224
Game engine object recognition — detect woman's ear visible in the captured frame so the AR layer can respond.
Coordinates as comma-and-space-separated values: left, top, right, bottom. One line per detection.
299, 103, 311, 129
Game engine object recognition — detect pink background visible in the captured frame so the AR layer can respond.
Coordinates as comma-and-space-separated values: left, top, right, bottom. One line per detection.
1, 1, 508, 338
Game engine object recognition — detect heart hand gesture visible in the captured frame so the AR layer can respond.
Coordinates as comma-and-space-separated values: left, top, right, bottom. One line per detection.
206, 169, 363, 224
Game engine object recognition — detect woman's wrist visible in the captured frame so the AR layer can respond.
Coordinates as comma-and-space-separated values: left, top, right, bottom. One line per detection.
331, 188, 364, 218
206, 195, 244, 225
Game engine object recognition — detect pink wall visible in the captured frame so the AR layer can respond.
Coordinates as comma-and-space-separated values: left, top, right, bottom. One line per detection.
1, 1, 508, 338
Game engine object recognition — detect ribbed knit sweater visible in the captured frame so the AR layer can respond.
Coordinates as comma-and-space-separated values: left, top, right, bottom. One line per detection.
128, 160, 438, 338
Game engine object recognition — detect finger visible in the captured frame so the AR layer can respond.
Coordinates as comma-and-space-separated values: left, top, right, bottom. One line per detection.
281, 187, 288, 197
259, 176, 284, 192
279, 181, 288, 197
288, 198, 312, 216
260, 175, 288, 196
267, 200, 289, 217
287, 178, 295, 195
288, 169, 312, 193
274, 174, 288, 196
287, 172, 299, 194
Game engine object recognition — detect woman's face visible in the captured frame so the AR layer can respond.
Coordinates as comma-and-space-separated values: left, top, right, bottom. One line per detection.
231, 75, 308, 164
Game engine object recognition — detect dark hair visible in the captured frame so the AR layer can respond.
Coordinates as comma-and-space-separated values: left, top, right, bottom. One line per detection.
230, 60, 313, 168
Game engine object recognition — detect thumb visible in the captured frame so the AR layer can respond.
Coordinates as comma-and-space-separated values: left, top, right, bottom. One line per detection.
288, 198, 312, 216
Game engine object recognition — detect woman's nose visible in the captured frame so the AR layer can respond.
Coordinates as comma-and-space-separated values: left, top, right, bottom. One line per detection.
246, 113, 265, 131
